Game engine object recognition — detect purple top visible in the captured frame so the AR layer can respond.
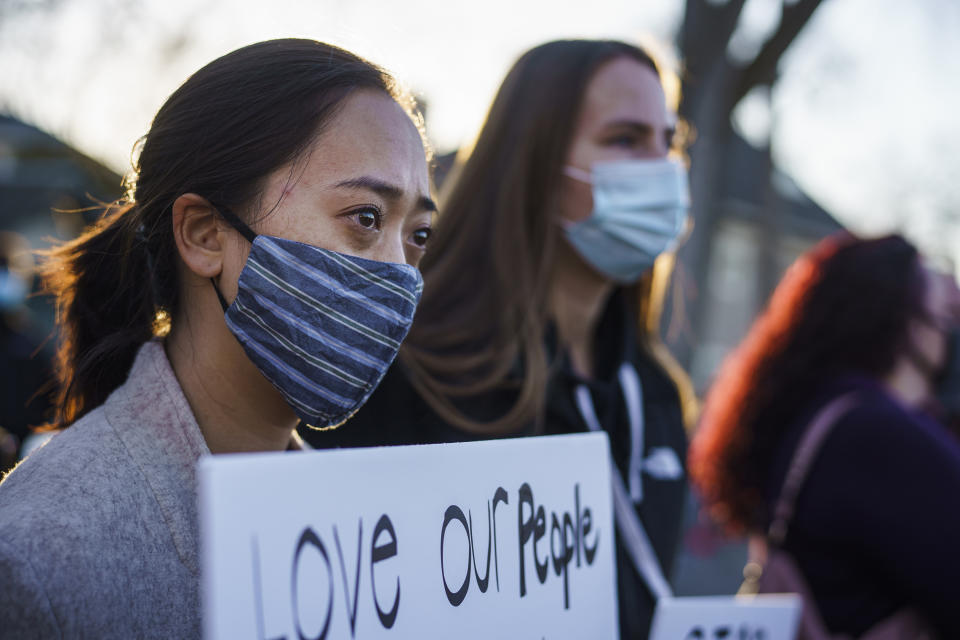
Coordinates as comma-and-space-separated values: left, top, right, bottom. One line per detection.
768, 375, 960, 637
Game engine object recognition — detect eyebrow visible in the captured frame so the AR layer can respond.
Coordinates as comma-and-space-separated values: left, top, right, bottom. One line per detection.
602, 120, 678, 147
335, 176, 437, 213
603, 120, 672, 134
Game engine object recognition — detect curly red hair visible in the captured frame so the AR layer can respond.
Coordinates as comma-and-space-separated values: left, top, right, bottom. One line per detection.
688, 233, 924, 533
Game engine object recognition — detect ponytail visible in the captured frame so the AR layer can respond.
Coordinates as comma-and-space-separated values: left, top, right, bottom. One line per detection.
41, 201, 173, 426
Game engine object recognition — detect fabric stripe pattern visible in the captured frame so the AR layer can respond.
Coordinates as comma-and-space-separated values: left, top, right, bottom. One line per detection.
225, 234, 423, 428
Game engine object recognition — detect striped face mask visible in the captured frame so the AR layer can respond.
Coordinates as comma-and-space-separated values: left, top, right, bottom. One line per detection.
211, 205, 423, 430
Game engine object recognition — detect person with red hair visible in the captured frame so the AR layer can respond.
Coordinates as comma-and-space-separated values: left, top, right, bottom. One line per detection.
689, 233, 960, 637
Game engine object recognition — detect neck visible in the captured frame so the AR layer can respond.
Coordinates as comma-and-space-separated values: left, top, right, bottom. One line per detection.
550, 241, 616, 379
165, 313, 297, 454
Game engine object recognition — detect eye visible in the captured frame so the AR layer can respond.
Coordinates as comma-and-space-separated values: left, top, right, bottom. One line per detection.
411, 227, 432, 248
606, 134, 636, 148
352, 207, 382, 231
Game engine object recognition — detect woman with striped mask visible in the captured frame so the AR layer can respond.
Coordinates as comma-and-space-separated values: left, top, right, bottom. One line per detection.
0, 39, 434, 638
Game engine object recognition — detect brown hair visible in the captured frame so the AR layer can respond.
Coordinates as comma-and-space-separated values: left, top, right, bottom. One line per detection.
41, 39, 405, 427
401, 39, 697, 434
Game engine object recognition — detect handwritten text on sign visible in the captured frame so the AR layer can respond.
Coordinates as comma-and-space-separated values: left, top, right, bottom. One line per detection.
649, 595, 802, 640
199, 433, 617, 639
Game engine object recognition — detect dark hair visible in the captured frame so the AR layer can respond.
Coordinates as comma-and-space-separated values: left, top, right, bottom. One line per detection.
42, 39, 404, 426
688, 233, 925, 533
400, 39, 695, 433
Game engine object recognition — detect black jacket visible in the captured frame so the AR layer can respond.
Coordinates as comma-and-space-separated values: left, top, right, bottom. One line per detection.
302, 293, 688, 639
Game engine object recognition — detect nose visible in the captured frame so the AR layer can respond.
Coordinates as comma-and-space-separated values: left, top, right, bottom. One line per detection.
374, 232, 407, 266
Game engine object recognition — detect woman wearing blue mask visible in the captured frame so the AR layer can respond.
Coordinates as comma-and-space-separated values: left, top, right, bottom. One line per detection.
307, 39, 696, 639
0, 39, 434, 637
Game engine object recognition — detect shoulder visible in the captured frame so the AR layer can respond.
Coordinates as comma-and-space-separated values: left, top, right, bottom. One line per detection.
1, 405, 119, 501
0, 407, 133, 637
789, 385, 960, 612
0, 536, 61, 638
828, 386, 959, 461
800, 384, 960, 513
0, 404, 135, 540
0, 400, 201, 635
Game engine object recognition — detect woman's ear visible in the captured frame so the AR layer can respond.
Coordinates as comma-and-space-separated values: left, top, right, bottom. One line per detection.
171, 193, 225, 278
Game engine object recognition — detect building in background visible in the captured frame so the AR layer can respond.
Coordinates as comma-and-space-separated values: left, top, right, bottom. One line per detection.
681, 133, 843, 393
0, 114, 121, 466
0, 113, 121, 329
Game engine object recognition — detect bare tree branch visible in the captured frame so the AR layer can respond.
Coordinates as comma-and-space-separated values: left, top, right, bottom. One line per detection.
680, 0, 749, 81
732, 0, 824, 106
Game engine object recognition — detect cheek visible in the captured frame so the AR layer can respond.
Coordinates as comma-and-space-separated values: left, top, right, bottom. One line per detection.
915, 323, 949, 370
262, 206, 328, 248
568, 135, 634, 167
404, 246, 424, 268
557, 177, 595, 223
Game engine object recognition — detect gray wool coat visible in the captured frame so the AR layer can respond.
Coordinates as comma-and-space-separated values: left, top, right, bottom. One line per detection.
0, 340, 302, 639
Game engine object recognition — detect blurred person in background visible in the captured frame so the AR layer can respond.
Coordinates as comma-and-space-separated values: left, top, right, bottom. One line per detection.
689, 233, 960, 638
0, 39, 433, 638
306, 39, 697, 638
0, 231, 52, 472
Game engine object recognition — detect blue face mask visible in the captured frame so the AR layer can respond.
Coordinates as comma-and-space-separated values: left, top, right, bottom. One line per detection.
562, 158, 690, 284
0, 268, 28, 311
211, 205, 423, 429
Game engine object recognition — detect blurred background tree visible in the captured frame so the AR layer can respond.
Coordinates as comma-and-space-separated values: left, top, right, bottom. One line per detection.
670, 0, 828, 379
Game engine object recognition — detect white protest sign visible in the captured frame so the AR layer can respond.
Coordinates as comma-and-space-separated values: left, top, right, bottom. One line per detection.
649, 595, 802, 640
199, 433, 618, 639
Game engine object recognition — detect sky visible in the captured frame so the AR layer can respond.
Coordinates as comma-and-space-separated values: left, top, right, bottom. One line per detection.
1, 0, 958, 267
